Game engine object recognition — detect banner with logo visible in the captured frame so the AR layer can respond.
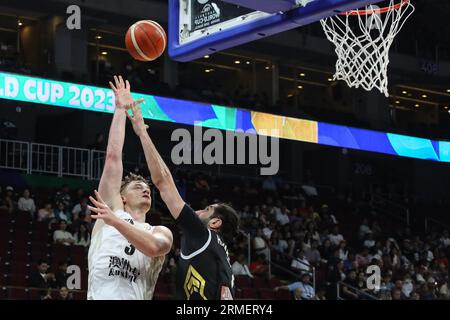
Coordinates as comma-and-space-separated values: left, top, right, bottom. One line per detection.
1, 71, 449, 162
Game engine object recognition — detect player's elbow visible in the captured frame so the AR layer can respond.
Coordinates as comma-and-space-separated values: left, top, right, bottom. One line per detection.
145, 229, 173, 257
105, 151, 121, 162
151, 175, 169, 190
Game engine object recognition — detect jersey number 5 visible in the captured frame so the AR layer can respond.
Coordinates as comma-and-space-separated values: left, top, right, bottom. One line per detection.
124, 244, 135, 255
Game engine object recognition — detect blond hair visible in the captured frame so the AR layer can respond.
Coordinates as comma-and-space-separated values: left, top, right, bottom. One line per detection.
120, 173, 150, 193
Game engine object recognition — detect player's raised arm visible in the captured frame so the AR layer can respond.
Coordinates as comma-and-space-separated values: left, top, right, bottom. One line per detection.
125, 104, 185, 219
94, 76, 143, 234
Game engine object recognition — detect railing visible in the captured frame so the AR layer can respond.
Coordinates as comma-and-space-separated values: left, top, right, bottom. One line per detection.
0, 139, 30, 173
90, 150, 106, 180
0, 139, 105, 180
336, 281, 379, 300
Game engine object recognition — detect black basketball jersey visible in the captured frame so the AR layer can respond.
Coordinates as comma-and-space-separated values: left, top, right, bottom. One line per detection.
175, 204, 234, 300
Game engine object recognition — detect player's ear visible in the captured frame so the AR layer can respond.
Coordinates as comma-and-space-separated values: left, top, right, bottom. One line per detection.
209, 217, 222, 230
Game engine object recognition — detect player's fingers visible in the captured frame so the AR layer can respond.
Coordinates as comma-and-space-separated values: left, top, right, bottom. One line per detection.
113, 75, 119, 87
125, 80, 130, 90
87, 205, 101, 213
119, 75, 124, 88
126, 110, 134, 121
109, 81, 117, 91
88, 195, 101, 207
91, 214, 101, 220
94, 190, 106, 204
134, 98, 145, 107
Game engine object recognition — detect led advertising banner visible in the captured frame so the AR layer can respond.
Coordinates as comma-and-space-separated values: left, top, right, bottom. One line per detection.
1, 71, 449, 162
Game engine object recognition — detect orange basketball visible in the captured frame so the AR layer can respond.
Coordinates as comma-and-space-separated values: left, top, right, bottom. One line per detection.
125, 20, 167, 62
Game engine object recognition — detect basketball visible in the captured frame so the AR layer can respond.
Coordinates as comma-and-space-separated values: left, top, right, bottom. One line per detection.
125, 20, 166, 62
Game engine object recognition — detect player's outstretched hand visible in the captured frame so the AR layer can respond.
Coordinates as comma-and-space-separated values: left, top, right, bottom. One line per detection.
109, 75, 144, 110
88, 190, 120, 227
126, 100, 149, 137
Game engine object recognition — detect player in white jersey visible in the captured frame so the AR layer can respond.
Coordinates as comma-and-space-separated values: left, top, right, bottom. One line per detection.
87, 76, 173, 300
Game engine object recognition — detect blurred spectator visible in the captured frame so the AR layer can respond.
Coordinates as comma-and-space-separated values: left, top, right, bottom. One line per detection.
54, 184, 72, 209
355, 247, 371, 267
402, 274, 414, 298
440, 230, 450, 247
17, 188, 36, 217
194, 174, 210, 192
359, 218, 372, 239
54, 202, 71, 223
75, 188, 86, 202
304, 240, 321, 266
341, 270, 359, 299
262, 176, 277, 192
391, 288, 403, 300
328, 225, 345, 246
363, 233, 376, 248
232, 253, 253, 278
29, 260, 57, 298
249, 254, 269, 275
72, 197, 91, 222
439, 278, 450, 300
275, 273, 316, 300
291, 250, 311, 273
1, 186, 16, 213
55, 262, 69, 288
74, 223, 91, 247
58, 286, 73, 300
275, 206, 290, 226
38, 203, 55, 222
53, 221, 75, 246
338, 241, 349, 261
253, 228, 270, 259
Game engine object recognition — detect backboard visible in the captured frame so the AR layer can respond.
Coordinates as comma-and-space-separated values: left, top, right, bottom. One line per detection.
168, 0, 383, 62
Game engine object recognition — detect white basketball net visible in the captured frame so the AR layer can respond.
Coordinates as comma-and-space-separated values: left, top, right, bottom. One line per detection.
320, 0, 415, 97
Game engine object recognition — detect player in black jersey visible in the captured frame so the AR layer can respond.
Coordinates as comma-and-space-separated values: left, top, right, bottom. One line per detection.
126, 102, 239, 300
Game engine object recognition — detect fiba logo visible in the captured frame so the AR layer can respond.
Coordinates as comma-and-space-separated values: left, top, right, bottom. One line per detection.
197, 0, 209, 4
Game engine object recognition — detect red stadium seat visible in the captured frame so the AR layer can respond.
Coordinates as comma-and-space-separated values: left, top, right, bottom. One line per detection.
8, 273, 28, 286
252, 276, 268, 289
71, 246, 86, 258
9, 261, 30, 274
28, 288, 42, 300
51, 245, 70, 262
241, 287, 258, 299
275, 289, 292, 300
235, 275, 251, 288
258, 288, 275, 299
73, 290, 86, 300
268, 277, 282, 288
0, 287, 6, 299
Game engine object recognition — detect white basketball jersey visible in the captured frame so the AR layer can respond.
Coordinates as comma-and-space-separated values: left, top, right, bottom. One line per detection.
87, 209, 164, 300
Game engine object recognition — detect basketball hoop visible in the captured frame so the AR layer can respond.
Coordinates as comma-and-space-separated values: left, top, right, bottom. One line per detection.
320, 0, 415, 97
